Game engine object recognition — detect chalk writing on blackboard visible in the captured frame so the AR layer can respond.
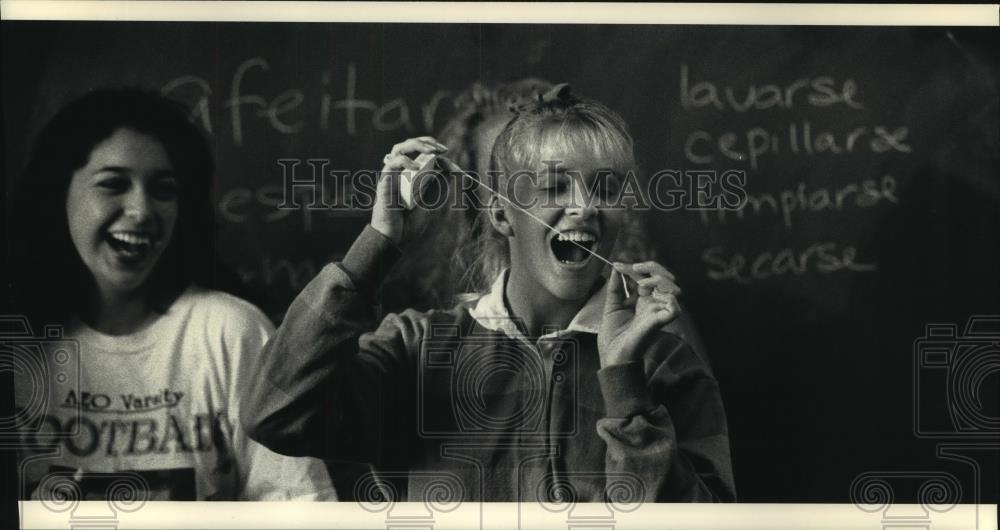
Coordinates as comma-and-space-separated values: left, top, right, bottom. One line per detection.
678, 64, 910, 283
163, 59, 453, 145
237, 255, 320, 292
680, 64, 865, 112
680, 64, 911, 171
698, 175, 899, 229
702, 242, 877, 284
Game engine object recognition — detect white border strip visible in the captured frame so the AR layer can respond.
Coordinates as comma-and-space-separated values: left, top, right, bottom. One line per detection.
4, 2, 998, 529
0, 2, 997, 26
19, 501, 1000, 530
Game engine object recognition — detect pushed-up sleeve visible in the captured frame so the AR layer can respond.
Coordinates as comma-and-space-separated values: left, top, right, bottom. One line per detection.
240, 226, 424, 466
596, 333, 736, 502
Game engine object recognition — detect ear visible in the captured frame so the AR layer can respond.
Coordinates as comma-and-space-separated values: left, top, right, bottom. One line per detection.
487, 194, 514, 237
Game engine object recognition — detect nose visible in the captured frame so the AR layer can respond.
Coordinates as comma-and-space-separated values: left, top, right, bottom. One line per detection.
564, 181, 598, 219
122, 186, 154, 221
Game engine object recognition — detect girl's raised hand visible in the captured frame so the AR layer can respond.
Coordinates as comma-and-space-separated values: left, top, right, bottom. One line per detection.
371, 136, 448, 245
598, 261, 682, 368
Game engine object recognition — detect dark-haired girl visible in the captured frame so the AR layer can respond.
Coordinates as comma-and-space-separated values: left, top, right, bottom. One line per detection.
12, 89, 334, 500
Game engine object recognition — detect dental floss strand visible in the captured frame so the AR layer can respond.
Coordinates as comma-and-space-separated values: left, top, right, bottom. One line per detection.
433, 156, 634, 298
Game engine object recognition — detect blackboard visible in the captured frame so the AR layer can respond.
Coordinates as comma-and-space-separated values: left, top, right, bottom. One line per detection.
3, 22, 998, 503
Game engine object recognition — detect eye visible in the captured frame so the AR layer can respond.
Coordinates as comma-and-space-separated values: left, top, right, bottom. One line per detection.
542, 175, 570, 196
95, 174, 130, 193
150, 176, 179, 201
594, 174, 623, 202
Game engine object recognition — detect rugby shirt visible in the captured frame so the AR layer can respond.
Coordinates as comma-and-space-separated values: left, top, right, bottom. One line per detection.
242, 225, 736, 502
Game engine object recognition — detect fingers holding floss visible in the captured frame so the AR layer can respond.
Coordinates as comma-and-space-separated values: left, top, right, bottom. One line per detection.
611, 263, 632, 300
399, 152, 439, 210
383, 137, 447, 210
614, 261, 683, 306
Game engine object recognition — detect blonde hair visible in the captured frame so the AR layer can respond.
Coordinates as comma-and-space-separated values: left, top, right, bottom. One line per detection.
379, 82, 656, 312
457, 84, 654, 296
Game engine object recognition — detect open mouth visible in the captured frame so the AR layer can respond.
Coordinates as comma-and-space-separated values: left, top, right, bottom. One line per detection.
549, 230, 598, 265
105, 231, 158, 262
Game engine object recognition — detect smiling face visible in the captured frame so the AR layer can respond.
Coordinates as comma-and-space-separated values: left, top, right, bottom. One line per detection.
500, 146, 626, 305
65, 128, 179, 300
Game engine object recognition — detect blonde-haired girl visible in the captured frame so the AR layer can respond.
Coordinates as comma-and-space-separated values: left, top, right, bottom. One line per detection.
244, 84, 734, 502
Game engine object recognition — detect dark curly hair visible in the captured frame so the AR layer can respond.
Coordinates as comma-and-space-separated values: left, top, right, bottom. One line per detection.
11, 88, 224, 326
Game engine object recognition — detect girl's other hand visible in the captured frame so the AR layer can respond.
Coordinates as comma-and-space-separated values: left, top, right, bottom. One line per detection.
372, 136, 448, 246
598, 261, 682, 368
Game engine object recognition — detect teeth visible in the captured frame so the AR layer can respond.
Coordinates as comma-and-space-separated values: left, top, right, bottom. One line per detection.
556, 230, 596, 243
108, 232, 153, 246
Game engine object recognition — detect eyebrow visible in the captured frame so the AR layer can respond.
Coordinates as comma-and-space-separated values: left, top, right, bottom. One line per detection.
538, 167, 624, 180
92, 165, 128, 174
92, 166, 176, 177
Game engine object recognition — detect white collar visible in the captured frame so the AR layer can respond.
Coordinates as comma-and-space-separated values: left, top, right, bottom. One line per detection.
467, 269, 605, 342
